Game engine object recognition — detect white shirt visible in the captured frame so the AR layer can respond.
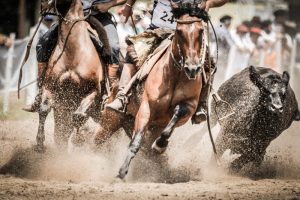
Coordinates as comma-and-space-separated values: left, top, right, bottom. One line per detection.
151, 0, 176, 30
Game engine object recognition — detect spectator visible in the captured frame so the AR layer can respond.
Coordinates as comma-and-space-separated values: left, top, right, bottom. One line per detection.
225, 24, 252, 80
248, 27, 263, 66
212, 14, 234, 87
251, 16, 262, 28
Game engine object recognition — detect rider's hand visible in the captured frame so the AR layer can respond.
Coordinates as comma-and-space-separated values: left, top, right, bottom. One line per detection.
121, 4, 133, 23
199, 1, 211, 12
92, 2, 112, 13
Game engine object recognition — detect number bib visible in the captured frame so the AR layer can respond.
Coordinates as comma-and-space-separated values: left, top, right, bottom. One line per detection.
151, 0, 176, 30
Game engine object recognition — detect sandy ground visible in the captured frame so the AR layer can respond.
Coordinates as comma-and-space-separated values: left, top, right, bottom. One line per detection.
0, 117, 300, 200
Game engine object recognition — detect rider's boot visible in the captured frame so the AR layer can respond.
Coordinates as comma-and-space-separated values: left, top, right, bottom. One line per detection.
191, 72, 215, 124
22, 62, 46, 112
105, 63, 137, 112
22, 90, 42, 112
108, 63, 119, 88
191, 101, 208, 124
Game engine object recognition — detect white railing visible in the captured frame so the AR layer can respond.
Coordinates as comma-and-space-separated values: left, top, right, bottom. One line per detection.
0, 27, 38, 114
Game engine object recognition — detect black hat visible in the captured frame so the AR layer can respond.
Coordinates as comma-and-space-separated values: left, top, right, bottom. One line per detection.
273, 9, 288, 17
220, 15, 232, 23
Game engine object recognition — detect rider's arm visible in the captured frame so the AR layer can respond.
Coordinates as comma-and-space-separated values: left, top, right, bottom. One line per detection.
204, 0, 229, 11
93, 0, 127, 13
121, 0, 137, 23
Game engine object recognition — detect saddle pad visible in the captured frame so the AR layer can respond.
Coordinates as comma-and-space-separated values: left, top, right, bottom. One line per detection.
136, 37, 172, 81
127, 28, 174, 67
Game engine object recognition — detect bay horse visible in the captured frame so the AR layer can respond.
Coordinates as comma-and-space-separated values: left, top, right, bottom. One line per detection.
36, 0, 105, 150
94, 3, 211, 179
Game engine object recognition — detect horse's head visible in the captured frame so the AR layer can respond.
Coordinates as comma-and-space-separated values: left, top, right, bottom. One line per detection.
171, 1, 208, 80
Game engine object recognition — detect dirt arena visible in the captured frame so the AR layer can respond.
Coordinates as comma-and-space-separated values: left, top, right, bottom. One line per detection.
0, 112, 300, 199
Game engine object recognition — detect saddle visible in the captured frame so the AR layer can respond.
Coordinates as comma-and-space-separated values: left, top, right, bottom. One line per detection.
120, 29, 173, 95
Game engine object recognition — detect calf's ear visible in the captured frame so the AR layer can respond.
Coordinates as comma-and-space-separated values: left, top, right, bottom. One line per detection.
282, 71, 290, 86
295, 110, 300, 121
249, 66, 264, 89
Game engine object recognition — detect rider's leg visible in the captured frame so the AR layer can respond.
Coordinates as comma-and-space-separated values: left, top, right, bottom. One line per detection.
23, 24, 58, 112
93, 13, 120, 86
105, 44, 138, 112
191, 57, 216, 124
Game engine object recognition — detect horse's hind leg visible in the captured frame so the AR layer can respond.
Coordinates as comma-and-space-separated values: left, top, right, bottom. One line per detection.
36, 89, 52, 152
152, 104, 189, 154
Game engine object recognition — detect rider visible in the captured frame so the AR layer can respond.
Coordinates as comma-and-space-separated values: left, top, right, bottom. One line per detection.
23, 0, 128, 112
106, 0, 228, 124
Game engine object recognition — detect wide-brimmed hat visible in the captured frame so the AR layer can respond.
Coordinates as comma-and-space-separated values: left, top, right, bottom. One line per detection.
220, 15, 232, 23
250, 27, 262, 35
273, 9, 288, 17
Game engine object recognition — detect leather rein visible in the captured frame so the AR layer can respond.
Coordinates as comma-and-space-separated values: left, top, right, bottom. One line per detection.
17, 0, 92, 97
37, 0, 92, 90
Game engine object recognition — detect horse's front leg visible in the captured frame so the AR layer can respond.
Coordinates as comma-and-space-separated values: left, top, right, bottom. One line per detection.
71, 90, 98, 146
72, 90, 98, 129
117, 100, 150, 180
152, 103, 189, 154
36, 89, 52, 152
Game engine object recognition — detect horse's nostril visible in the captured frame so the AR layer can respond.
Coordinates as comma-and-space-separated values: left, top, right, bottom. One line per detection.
184, 67, 190, 74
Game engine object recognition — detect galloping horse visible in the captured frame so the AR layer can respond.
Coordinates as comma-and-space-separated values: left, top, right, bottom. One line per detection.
94, 3, 211, 179
36, 0, 105, 150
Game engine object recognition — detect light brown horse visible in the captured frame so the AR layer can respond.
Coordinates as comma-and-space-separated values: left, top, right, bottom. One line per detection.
94, 4, 211, 179
36, 0, 104, 150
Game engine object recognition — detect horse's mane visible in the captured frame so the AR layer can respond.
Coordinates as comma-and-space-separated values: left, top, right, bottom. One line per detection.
172, 3, 209, 22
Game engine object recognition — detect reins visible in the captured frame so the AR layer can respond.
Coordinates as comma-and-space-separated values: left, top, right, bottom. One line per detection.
17, 0, 92, 96
170, 8, 221, 164
17, 15, 45, 98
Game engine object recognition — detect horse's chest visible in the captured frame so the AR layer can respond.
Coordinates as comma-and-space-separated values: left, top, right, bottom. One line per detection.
171, 81, 201, 104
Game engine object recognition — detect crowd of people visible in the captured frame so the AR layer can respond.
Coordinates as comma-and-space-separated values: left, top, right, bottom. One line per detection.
212, 9, 298, 85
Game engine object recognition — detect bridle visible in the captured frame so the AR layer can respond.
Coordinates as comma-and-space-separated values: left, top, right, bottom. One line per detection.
50, 0, 91, 67
170, 17, 208, 72
36, 0, 93, 91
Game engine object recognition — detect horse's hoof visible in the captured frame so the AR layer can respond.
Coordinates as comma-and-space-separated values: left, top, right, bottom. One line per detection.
112, 175, 125, 184
34, 144, 46, 153
151, 140, 167, 154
